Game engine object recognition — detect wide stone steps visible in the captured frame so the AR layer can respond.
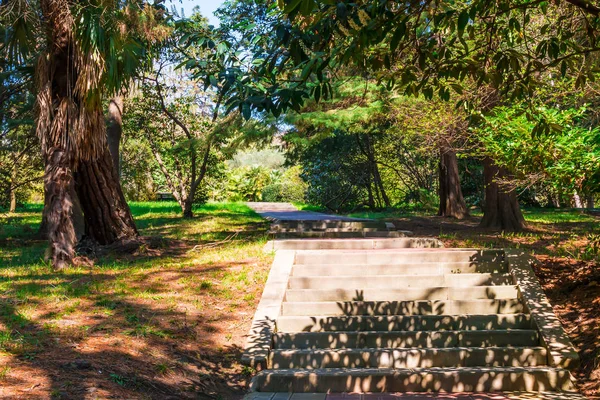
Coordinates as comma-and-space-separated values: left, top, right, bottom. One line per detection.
288, 274, 514, 289
250, 367, 576, 392
272, 330, 539, 350
294, 249, 505, 265
244, 243, 579, 396
291, 261, 508, 276
281, 299, 525, 316
269, 347, 548, 369
275, 314, 533, 332
284, 286, 519, 302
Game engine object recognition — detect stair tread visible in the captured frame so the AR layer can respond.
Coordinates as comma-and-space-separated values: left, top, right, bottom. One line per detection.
272, 346, 548, 353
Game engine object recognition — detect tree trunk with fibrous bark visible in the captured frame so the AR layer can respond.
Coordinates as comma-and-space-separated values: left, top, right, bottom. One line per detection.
438, 144, 469, 219
36, 0, 137, 267
480, 158, 525, 231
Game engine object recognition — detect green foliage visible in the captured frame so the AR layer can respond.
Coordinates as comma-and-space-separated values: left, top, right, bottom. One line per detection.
477, 105, 600, 196
261, 166, 307, 203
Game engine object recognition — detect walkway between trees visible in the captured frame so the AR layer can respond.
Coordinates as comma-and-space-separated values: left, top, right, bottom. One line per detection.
247, 202, 363, 221
242, 204, 584, 398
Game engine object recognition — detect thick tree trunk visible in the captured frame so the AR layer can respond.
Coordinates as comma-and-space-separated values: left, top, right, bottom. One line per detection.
438, 146, 469, 219
107, 96, 123, 175
44, 148, 76, 269
75, 148, 138, 244
182, 197, 193, 219
480, 158, 525, 231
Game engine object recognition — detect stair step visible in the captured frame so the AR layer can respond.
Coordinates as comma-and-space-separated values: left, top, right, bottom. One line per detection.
291, 262, 508, 276
269, 347, 548, 369
284, 286, 519, 302
272, 330, 539, 350
275, 314, 533, 332
273, 227, 383, 233
281, 299, 525, 316
275, 231, 407, 239
271, 221, 388, 230
267, 238, 442, 251
249, 367, 576, 392
288, 274, 514, 289
294, 249, 505, 265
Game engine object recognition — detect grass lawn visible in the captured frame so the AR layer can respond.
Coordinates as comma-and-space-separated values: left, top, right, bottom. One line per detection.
0, 202, 272, 399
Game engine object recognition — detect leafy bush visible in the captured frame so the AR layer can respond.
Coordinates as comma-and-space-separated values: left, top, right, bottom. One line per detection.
261, 166, 306, 202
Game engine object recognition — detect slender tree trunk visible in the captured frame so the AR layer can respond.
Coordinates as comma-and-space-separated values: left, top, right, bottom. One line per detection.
438, 145, 469, 219
366, 172, 375, 209
74, 148, 138, 244
8, 161, 17, 213
480, 158, 525, 231
107, 96, 123, 176
573, 191, 583, 208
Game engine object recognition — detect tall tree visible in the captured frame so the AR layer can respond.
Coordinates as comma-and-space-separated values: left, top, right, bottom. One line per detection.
1, 0, 165, 267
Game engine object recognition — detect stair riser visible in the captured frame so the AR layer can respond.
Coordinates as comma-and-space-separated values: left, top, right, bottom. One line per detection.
273, 330, 539, 350
284, 286, 519, 302
291, 262, 508, 276
281, 300, 525, 316
269, 348, 548, 369
251, 369, 575, 392
295, 252, 505, 265
288, 274, 514, 289
275, 314, 533, 333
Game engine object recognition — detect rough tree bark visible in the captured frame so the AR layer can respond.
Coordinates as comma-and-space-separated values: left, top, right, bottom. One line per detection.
36, 0, 137, 267
480, 158, 525, 231
438, 144, 469, 219
75, 148, 138, 244
106, 96, 123, 175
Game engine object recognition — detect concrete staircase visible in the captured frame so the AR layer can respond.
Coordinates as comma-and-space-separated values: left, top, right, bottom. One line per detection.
247, 247, 579, 394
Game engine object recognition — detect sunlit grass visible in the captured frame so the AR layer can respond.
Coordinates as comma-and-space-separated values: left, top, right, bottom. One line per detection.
0, 201, 273, 367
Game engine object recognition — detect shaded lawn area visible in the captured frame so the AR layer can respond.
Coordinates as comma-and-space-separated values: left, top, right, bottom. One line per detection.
349, 207, 600, 398
0, 202, 272, 399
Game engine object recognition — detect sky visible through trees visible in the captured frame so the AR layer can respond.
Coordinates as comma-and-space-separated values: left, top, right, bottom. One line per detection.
169, 0, 224, 25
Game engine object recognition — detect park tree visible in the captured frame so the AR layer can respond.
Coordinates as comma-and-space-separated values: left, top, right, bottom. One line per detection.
190, 0, 600, 230
0, 0, 168, 268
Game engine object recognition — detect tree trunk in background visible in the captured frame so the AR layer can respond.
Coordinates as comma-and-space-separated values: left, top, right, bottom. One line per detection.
75, 148, 138, 244
573, 192, 583, 208
9, 161, 17, 213
587, 196, 595, 209
183, 197, 194, 219
480, 158, 525, 231
107, 96, 123, 176
438, 146, 469, 219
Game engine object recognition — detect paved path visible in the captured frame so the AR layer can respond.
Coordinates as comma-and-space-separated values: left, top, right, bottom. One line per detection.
247, 202, 365, 221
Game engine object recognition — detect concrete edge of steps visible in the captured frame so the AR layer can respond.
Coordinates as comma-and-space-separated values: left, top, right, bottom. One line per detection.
505, 251, 580, 371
